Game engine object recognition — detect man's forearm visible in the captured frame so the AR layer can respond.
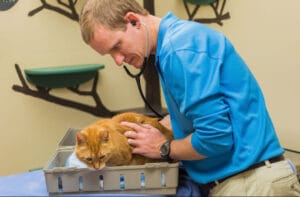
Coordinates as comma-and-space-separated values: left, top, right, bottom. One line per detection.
170, 134, 206, 161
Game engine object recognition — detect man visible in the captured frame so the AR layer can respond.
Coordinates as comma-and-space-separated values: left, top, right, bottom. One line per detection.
79, 0, 300, 196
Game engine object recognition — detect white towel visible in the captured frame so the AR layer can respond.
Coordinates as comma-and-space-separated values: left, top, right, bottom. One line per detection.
65, 151, 87, 168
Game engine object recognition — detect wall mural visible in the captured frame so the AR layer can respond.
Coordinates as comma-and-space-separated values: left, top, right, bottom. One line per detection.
12, 64, 115, 117
12, 0, 166, 118
183, 0, 230, 26
28, 0, 79, 21
12, 0, 231, 117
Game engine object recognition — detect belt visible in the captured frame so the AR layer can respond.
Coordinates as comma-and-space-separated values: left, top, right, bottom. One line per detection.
203, 155, 285, 190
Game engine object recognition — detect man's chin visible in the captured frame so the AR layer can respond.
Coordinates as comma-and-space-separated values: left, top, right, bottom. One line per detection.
135, 62, 145, 68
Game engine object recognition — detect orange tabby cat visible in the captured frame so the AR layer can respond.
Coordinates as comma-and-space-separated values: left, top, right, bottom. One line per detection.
75, 112, 173, 170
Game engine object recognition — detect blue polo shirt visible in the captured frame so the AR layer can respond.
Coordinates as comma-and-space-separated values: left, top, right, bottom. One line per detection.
155, 12, 284, 184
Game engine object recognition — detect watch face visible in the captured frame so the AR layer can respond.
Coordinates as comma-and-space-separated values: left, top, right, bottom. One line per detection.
160, 140, 171, 159
161, 143, 168, 154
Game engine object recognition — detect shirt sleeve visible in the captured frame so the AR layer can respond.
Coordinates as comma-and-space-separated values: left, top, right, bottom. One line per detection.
165, 50, 234, 158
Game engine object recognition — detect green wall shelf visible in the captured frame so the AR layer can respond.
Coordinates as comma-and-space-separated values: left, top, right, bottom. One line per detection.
25, 64, 104, 88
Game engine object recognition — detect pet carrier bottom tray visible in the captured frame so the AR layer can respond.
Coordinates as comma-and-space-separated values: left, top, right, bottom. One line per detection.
43, 148, 179, 195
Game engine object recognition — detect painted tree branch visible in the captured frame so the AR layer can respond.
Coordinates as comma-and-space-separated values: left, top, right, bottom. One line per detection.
184, 1, 201, 20
12, 64, 114, 117
28, 0, 79, 21
183, 0, 230, 26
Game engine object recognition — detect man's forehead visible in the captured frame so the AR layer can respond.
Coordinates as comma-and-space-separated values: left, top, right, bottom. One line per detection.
91, 24, 116, 55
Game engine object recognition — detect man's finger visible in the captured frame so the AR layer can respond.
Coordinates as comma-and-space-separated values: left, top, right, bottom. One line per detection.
141, 123, 154, 129
131, 147, 143, 154
127, 138, 139, 147
121, 121, 143, 132
124, 131, 138, 138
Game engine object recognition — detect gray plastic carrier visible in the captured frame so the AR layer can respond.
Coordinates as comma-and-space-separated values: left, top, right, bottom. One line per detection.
43, 128, 179, 195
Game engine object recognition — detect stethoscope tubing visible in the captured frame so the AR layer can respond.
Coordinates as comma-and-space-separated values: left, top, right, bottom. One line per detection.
123, 61, 164, 119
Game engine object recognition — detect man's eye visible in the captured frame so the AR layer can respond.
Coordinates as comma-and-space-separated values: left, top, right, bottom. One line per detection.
112, 43, 121, 51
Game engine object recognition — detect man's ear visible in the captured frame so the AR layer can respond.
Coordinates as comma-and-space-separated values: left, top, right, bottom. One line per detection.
124, 12, 140, 27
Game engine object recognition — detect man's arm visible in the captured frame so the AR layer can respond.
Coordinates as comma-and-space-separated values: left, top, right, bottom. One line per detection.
159, 115, 172, 131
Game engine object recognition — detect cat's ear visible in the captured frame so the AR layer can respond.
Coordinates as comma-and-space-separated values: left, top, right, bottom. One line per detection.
102, 130, 109, 142
76, 132, 86, 145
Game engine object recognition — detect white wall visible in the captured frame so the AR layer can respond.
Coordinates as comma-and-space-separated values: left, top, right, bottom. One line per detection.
0, 0, 299, 176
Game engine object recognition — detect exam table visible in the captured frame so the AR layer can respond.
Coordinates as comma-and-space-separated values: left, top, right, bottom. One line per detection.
0, 166, 203, 196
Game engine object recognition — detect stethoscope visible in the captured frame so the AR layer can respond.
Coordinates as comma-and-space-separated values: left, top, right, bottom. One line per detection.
123, 21, 163, 118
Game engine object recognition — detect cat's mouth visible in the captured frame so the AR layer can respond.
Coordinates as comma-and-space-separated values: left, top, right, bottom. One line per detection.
90, 163, 106, 170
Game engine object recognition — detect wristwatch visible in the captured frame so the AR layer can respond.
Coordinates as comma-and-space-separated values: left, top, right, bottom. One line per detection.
160, 140, 172, 160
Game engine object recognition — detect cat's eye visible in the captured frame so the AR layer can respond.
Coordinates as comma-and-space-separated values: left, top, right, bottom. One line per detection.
99, 155, 105, 160
86, 157, 93, 162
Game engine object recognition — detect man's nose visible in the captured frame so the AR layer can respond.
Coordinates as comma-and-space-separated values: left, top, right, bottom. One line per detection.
111, 53, 124, 66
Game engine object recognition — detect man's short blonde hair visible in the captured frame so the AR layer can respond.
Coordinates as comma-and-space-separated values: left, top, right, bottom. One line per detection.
79, 0, 149, 44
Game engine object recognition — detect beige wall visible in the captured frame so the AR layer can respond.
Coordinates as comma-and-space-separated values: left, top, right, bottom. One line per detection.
0, 0, 299, 176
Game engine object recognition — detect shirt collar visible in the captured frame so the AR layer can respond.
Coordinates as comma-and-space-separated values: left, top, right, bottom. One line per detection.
155, 12, 180, 66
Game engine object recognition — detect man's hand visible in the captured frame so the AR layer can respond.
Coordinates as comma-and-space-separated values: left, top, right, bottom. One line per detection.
121, 121, 167, 159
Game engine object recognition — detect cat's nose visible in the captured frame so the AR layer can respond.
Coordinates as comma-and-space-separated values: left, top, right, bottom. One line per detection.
93, 164, 100, 170
99, 164, 107, 170
93, 163, 105, 170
